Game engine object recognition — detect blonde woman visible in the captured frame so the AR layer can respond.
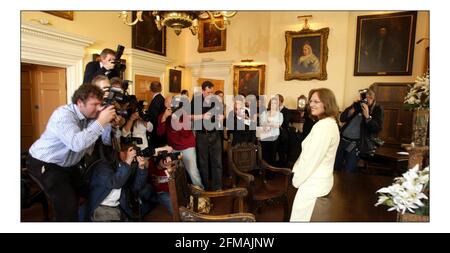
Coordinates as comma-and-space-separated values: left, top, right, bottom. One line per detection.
290, 88, 340, 221
297, 42, 320, 73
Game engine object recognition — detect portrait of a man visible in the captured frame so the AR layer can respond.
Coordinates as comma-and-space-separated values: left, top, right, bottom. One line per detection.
169, 69, 182, 93
354, 11, 417, 76
233, 65, 265, 96
198, 18, 226, 53
239, 71, 259, 96
132, 11, 166, 56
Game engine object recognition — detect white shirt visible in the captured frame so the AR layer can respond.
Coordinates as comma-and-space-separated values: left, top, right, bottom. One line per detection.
100, 188, 121, 207
259, 110, 283, 141
122, 120, 153, 150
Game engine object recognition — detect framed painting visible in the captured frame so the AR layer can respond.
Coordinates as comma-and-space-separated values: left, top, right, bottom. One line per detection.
169, 69, 182, 93
354, 11, 417, 76
197, 78, 224, 93
198, 18, 226, 53
284, 28, 329, 81
132, 11, 166, 56
43, 11, 74, 21
233, 65, 265, 96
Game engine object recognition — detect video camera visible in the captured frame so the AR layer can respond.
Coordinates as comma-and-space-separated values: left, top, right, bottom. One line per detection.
103, 86, 128, 118
110, 45, 126, 75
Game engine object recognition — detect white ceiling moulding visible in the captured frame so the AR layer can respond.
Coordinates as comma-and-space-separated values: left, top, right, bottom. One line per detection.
186, 60, 233, 78
124, 48, 171, 94
124, 48, 171, 77
21, 21, 95, 102
186, 60, 234, 96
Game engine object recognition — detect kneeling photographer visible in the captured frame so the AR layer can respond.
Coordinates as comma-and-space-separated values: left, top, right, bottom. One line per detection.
82, 143, 148, 221
334, 87, 384, 172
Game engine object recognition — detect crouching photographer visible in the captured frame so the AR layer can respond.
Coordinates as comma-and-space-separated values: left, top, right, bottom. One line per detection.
334, 87, 384, 172
148, 151, 182, 216
82, 143, 149, 221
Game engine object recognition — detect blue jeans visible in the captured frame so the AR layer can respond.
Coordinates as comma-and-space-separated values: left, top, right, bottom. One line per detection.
157, 192, 173, 215
334, 138, 359, 172
175, 147, 204, 189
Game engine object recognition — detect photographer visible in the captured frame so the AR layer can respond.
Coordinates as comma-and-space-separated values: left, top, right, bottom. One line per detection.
27, 84, 116, 221
191, 81, 224, 191
148, 155, 177, 216
83, 48, 119, 84
85, 143, 148, 221
334, 87, 384, 172
157, 96, 204, 189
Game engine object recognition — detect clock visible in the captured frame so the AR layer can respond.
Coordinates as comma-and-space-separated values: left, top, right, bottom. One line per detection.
297, 95, 307, 111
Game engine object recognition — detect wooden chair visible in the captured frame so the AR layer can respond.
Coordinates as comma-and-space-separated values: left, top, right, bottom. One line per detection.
167, 159, 255, 222
227, 142, 292, 221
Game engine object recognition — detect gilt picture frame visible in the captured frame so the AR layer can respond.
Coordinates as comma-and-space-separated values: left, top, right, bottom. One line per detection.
169, 69, 182, 93
354, 11, 417, 76
43, 11, 74, 21
233, 65, 265, 96
284, 28, 329, 81
132, 11, 166, 56
198, 18, 226, 53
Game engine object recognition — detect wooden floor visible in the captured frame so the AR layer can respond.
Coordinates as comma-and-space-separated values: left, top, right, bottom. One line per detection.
21, 170, 396, 222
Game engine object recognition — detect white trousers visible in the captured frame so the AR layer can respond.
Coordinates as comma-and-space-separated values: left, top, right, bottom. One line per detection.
290, 193, 317, 222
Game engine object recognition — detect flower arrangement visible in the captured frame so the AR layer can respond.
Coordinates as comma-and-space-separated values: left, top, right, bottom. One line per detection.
404, 72, 429, 109
375, 165, 429, 215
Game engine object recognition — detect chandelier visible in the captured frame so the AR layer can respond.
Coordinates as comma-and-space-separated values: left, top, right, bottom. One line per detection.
119, 11, 237, 36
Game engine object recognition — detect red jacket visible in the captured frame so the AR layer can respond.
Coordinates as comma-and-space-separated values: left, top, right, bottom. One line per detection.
157, 113, 195, 150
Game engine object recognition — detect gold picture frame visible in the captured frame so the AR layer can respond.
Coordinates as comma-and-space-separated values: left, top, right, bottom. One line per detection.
43, 11, 74, 21
354, 11, 417, 76
233, 65, 266, 96
284, 28, 329, 81
198, 18, 226, 53
132, 11, 166, 56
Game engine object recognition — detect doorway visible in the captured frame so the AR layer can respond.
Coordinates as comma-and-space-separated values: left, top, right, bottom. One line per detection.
21, 63, 67, 151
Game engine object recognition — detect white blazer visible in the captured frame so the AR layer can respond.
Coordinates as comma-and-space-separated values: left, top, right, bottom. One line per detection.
292, 117, 340, 197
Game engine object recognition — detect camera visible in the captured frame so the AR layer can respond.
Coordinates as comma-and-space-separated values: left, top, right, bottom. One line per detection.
170, 95, 185, 114
120, 136, 153, 158
359, 88, 369, 104
103, 86, 128, 118
353, 88, 369, 113
112, 45, 126, 74
126, 96, 151, 122
157, 150, 182, 161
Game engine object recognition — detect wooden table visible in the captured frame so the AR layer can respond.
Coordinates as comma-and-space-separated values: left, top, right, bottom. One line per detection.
364, 146, 410, 176
311, 171, 397, 221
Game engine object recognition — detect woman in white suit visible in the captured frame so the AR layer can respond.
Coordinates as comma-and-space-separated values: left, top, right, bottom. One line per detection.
290, 88, 340, 221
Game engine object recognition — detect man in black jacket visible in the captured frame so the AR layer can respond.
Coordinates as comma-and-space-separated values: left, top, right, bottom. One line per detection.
146, 81, 166, 146
83, 48, 119, 84
334, 87, 384, 172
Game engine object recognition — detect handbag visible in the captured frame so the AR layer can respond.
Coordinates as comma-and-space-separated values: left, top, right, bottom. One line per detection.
358, 137, 384, 159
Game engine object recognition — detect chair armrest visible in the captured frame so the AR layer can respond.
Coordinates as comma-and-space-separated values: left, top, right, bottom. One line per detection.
190, 185, 248, 199
230, 162, 255, 183
261, 159, 292, 176
179, 207, 256, 222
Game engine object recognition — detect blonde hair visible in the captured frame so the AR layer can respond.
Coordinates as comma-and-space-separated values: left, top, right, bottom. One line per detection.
309, 88, 339, 122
